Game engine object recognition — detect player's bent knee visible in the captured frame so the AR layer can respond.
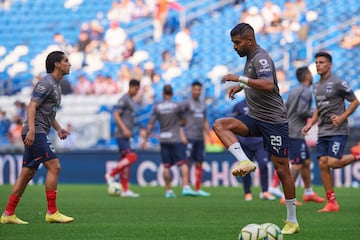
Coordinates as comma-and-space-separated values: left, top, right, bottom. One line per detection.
125, 152, 138, 163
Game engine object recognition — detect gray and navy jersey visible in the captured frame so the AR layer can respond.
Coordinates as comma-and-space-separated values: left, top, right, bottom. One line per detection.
243, 46, 287, 123
313, 74, 357, 137
181, 98, 207, 140
286, 84, 313, 138
22, 74, 61, 134
150, 99, 183, 143
114, 93, 137, 138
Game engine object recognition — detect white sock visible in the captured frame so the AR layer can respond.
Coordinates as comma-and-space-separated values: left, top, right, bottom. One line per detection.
228, 142, 249, 161
304, 187, 314, 195
183, 185, 190, 191
285, 198, 298, 223
166, 189, 174, 194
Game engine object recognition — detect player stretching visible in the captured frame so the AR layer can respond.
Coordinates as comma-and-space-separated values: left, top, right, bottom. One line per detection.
1, 51, 74, 224
302, 52, 360, 212
105, 79, 141, 198
182, 81, 213, 197
212, 23, 299, 234
142, 85, 197, 198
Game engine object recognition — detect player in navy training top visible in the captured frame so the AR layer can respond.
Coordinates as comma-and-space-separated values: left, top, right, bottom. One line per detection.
1, 51, 74, 224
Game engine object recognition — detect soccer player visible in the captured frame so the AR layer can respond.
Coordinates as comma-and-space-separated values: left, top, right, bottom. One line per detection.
302, 52, 360, 212
232, 99, 275, 201
105, 79, 141, 198
141, 84, 197, 198
212, 23, 299, 234
181, 81, 213, 197
280, 66, 324, 205
1, 51, 74, 224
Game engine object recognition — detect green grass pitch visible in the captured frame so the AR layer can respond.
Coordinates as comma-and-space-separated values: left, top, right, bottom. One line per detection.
0, 185, 360, 239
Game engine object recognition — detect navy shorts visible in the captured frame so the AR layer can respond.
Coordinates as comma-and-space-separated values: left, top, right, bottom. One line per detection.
160, 142, 188, 167
317, 135, 348, 159
116, 137, 132, 156
289, 138, 310, 165
186, 139, 205, 163
22, 133, 58, 169
236, 115, 289, 158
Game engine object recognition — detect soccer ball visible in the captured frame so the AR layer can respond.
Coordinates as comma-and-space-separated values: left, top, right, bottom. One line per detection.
238, 223, 268, 240
260, 223, 283, 240
107, 182, 121, 196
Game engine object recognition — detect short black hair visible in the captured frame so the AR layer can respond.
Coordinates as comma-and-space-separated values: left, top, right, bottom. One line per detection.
46, 51, 65, 73
230, 23, 255, 38
191, 81, 202, 87
129, 79, 140, 87
296, 66, 310, 83
315, 51, 332, 63
163, 84, 173, 95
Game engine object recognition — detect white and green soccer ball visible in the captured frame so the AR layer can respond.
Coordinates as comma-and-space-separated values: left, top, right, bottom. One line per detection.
260, 223, 283, 240
107, 182, 122, 196
238, 223, 268, 240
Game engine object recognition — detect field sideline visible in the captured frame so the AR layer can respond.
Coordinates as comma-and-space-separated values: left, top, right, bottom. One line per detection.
0, 185, 359, 240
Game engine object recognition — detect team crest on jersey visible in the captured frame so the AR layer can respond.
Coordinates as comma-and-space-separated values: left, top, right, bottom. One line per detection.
326, 82, 333, 93
259, 59, 268, 66
35, 84, 46, 93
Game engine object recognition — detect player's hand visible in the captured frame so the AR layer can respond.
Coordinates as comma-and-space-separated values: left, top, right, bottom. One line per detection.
24, 129, 35, 146
331, 115, 343, 127
221, 74, 239, 83
58, 128, 70, 140
302, 124, 311, 135
123, 128, 132, 138
228, 85, 243, 100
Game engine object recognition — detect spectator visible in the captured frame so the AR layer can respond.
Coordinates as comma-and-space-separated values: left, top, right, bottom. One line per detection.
261, 1, 282, 34
87, 20, 104, 52
93, 73, 108, 95
117, 65, 132, 94
72, 30, 92, 66
243, 6, 264, 34
73, 74, 94, 95
103, 21, 127, 62
122, 38, 136, 61
160, 50, 181, 82
8, 115, 23, 149
132, 0, 150, 19
14, 101, 27, 122
103, 75, 119, 94
175, 25, 195, 70
107, 0, 135, 24
51, 33, 72, 54
340, 24, 360, 49
0, 110, 11, 138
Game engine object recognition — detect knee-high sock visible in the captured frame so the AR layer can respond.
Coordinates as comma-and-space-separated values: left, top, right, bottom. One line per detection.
120, 167, 130, 192
109, 152, 138, 177
46, 190, 57, 214
195, 164, 203, 191
4, 194, 20, 215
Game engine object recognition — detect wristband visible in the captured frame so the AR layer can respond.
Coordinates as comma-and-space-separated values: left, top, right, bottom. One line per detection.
239, 82, 247, 88
238, 76, 249, 85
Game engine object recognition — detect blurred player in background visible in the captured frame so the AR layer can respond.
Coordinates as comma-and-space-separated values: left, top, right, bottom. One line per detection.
182, 81, 213, 197
142, 84, 197, 198
232, 99, 275, 201
278, 66, 324, 205
212, 23, 299, 234
105, 79, 141, 198
302, 52, 360, 212
1, 51, 74, 224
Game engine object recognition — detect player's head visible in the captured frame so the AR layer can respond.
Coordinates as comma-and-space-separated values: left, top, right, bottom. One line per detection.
315, 51, 332, 76
46, 51, 70, 75
163, 84, 173, 99
296, 66, 313, 85
128, 79, 140, 96
230, 23, 256, 57
191, 81, 202, 100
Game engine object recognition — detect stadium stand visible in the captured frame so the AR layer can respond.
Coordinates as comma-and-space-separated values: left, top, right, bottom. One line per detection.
1, 0, 360, 149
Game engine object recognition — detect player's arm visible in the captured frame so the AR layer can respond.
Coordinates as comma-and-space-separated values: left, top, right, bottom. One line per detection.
203, 118, 214, 144
23, 100, 38, 146
113, 110, 131, 138
52, 119, 70, 140
222, 74, 274, 91
331, 98, 359, 127
302, 108, 318, 135
141, 116, 156, 149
